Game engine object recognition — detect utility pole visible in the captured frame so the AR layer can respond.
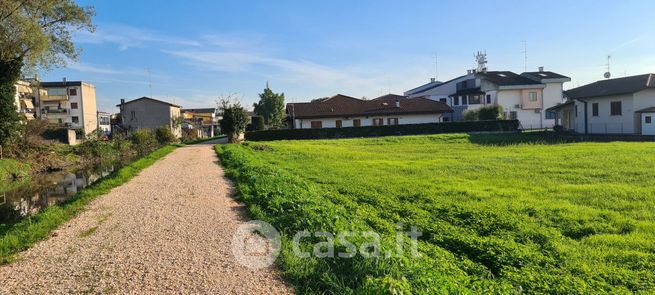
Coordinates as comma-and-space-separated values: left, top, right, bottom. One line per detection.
434, 54, 439, 81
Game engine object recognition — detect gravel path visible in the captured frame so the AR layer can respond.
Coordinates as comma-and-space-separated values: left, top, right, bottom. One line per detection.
0, 140, 293, 294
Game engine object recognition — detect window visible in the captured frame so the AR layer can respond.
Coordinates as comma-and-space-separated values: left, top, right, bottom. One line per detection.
387, 118, 399, 125
545, 111, 556, 120
71, 116, 79, 124
610, 101, 622, 116
592, 103, 599, 117
335, 120, 342, 128
71, 102, 78, 109
646, 116, 652, 124
509, 111, 517, 120
310, 121, 322, 129
372, 118, 384, 126
353, 119, 361, 127
469, 95, 481, 105
461, 96, 468, 105
453, 97, 460, 106
68, 88, 77, 96
528, 92, 538, 102
130, 111, 136, 120
439, 98, 447, 103
486, 94, 491, 104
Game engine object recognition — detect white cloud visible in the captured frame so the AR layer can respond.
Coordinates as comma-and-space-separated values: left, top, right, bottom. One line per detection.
75, 23, 201, 50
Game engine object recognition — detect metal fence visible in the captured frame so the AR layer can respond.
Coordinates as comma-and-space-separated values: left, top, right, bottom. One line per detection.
588, 122, 634, 135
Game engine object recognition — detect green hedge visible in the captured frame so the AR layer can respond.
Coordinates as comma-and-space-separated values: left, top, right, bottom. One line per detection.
245, 120, 519, 141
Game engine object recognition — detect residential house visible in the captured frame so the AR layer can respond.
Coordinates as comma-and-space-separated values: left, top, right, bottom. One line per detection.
117, 97, 182, 138
547, 73, 655, 135
286, 94, 453, 129
405, 67, 570, 129
181, 108, 220, 138
38, 80, 98, 136
97, 111, 111, 136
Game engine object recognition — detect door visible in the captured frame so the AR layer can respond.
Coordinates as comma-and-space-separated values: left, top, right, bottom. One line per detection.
643, 113, 655, 135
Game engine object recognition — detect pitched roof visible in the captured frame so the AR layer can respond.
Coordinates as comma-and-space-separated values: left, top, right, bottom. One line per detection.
287, 95, 452, 119
565, 74, 655, 99
521, 71, 570, 81
372, 94, 408, 100
404, 80, 442, 96
478, 71, 542, 86
116, 96, 181, 108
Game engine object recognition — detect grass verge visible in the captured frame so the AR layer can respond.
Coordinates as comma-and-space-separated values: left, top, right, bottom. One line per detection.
0, 144, 178, 264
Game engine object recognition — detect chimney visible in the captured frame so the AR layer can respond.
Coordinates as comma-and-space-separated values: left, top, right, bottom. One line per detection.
430, 78, 436, 83
120, 99, 125, 105
538, 66, 544, 72
62, 77, 67, 83
395, 99, 400, 108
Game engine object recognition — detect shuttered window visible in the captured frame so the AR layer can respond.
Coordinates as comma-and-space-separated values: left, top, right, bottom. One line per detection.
335, 120, 342, 128
310, 121, 322, 129
353, 119, 361, 127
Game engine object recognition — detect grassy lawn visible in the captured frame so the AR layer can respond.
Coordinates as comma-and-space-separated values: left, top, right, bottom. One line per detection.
217, 133, 655, 294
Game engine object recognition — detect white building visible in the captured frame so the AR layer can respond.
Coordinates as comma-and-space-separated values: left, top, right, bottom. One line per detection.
39, 80, 98, 136
548, 73, 655, 135
117, 97, 182, 138
405, 67, 570, 129
286, 94, 453, 129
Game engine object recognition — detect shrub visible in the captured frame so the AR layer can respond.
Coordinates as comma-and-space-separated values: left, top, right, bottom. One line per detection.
130, 129, 158, 156
247, 115, 265, 131
553, 125, 564, 133
463, 109, 479, 121
219, 99, 249, 143
245, 120, 520, 141
155, 126, 177, 145
478, 104, 504, 120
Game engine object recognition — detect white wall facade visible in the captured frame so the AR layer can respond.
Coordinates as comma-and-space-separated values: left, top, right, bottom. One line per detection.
573, 94, 635, 134
293, 113, 444, 129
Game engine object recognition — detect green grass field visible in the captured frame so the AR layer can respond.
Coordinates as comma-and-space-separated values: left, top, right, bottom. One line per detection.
218, 133, 655, 294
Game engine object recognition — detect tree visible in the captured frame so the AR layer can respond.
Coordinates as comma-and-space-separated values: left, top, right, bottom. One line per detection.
219, 98, 248, 143
478, 104, 504, 120
0, 0, 95, 145
253, 85, 285, 128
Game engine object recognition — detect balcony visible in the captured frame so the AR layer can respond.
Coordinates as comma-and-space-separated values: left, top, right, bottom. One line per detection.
41, 108, 68, 115
41, 95, 68, 102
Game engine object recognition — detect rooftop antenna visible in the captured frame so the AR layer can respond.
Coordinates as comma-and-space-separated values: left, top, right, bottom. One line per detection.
521, 40, 527, 72
146, 67, 152, 98
475, 51, 488, 73
604, 55, 611, 79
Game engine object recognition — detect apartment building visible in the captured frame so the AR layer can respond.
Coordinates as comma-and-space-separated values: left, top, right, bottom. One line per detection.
38, 80, 98, 136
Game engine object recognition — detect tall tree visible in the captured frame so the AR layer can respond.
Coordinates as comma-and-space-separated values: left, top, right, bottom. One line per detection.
253, 84, 285, 128
0, 0, 95, 145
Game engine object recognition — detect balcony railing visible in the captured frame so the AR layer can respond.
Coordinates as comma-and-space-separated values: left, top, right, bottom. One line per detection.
41, 108, 68, 114
40, 95, 68, 102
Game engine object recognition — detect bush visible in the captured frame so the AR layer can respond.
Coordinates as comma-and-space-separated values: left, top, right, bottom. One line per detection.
219, 100, 249, 143
478, 104, 504, 120
463, 109, 479, 121
553, 125, 564, 133
155, 126, 177, 145
247, 116, 265, 131
245, 120, 519, 141
131, 129, 158, 156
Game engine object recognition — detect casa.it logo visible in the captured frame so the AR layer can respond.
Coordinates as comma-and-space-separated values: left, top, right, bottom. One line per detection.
231, 220, 281, 270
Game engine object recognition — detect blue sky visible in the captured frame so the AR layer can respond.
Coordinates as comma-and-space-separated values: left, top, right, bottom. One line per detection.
40, 0, 655, 112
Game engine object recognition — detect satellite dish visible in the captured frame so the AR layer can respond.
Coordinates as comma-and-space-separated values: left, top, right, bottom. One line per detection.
604, 72, 611, 79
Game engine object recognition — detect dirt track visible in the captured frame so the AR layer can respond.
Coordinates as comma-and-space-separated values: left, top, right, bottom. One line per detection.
0, 140, 292, 294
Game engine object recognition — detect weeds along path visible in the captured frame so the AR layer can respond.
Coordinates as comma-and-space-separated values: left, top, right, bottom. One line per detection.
0, 139, 292, 294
